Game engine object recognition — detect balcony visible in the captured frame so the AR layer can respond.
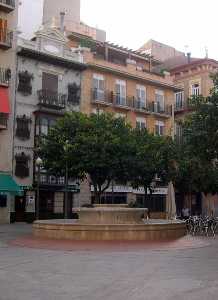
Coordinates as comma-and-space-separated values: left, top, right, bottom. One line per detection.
91, 89, 113, 106
37, 89, 66, 110
148, 102, 172, 117
91, 89, 173, 116
0, 67, 11, 86
0, 29, 13, 49
0, 0, 15, 12
133, 99, 148, 112
174, 102, 193, 114
0, 113, 8, 130
92, 89, 135, 110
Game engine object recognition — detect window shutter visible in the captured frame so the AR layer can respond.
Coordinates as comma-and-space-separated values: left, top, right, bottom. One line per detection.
42, 73, 58, 93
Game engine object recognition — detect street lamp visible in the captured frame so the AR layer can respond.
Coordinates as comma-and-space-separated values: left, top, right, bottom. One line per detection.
63, 140, 70, 219
36, 157, 43, 220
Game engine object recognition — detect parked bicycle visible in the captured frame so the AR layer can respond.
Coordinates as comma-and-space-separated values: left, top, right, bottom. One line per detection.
185, 216, 218, 237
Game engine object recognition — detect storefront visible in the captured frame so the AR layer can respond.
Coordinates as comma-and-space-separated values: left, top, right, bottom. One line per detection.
0, 173, 23, 224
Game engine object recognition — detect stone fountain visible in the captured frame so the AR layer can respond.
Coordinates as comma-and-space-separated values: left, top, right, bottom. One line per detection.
33, 207, 186, 241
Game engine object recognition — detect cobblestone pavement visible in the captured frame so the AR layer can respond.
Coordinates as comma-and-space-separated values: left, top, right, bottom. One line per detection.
1, 224, 218, 300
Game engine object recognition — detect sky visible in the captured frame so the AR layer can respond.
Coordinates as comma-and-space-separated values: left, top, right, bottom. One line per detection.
18, 0, 218, 60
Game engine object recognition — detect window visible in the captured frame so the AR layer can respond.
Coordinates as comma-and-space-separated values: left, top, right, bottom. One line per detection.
49, 176, 57, 185
136, 117, 146, 130
115, 80, 126, 106
40, 174, 47, 184
136, 85, 146, 109
42, 72, 58, 93
68, 83, 81, 104
155, 121, 165, 136
16, 115, 31, 140
191, 83, 200, 96
57, 177, 65, 185
175, 123, 183, 142
17, 71, 33, 95
15, 152, 30, 178
175, 91, 184, 109
93, 74, 105, 101
92, 108, 104, 115
36, 117, 56, 137
0, 195, 7, 208
155, 90, 164, 111
0, 18, 7, 44
115, 112, 126, 119
41, 118, 49, 136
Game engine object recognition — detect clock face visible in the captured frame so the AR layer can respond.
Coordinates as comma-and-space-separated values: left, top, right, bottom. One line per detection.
44, 44, 60, 54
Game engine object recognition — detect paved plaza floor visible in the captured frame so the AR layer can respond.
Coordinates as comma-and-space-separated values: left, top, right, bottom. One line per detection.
0, 224, 218, 300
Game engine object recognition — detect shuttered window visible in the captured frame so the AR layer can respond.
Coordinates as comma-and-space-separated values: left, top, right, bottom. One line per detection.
42, 73, 58, 93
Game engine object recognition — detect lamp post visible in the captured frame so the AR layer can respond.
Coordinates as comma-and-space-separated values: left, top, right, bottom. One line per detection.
63, 140, 70, 219
35, 157, 43, 220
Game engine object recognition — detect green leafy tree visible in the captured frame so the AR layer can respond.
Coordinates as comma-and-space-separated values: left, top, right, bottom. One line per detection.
40, 112, 88, 180
129, 128, 175, 207
41, 112, 133, 203
72, 113, 133, 203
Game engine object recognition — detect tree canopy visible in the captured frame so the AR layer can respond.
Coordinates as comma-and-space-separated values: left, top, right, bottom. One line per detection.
41, 111, 175, 203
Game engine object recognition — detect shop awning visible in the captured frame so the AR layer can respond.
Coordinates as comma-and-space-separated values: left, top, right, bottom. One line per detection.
0, 87, 10, 114
0, 174, 23, 196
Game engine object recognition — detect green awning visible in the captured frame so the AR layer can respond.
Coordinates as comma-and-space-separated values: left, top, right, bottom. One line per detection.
0, 174, 24, 196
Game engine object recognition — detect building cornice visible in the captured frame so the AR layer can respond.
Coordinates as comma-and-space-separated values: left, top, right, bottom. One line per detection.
88, 62, 182, 91
17, 47, 87, 71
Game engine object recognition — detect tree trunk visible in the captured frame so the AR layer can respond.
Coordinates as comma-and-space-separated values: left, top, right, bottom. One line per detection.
93, 184, 98, 205
144, 186, 148, 208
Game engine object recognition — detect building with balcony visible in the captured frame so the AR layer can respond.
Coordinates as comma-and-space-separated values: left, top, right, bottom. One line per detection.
67, 32, 181, 211
150, 40, 218, 216
170, 58, 218, 216
68, 33, 179, 136
172, 58, 218, 119
0, 0, 19, 223
10, 26, 86, 222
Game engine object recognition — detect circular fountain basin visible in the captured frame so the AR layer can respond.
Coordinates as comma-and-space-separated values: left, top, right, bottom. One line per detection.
33, 208, 186, 241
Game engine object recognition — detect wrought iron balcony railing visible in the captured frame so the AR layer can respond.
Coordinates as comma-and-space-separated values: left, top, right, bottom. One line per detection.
92, 89, 113, 105
174, 102, 192, 112
0, 29, 13, 49
0, 113, 8, 129
133, 99, 148, 111
0, 0, 15, 12
37, 89, 67, 110
92, 89, 134, 109
0, 67, 11, 86
91, 89, 172, 116
149, 102, 172, 116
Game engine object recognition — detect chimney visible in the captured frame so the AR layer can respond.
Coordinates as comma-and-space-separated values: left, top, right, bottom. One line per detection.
187, 52, 191, 64
60, 11, 65, 33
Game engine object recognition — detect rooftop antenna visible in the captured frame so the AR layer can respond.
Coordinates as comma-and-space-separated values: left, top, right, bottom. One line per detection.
184, 45, 189, 55
205, 46, 208, 58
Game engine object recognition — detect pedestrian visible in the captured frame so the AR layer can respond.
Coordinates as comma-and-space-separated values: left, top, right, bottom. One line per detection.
182, 207, 190, 220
